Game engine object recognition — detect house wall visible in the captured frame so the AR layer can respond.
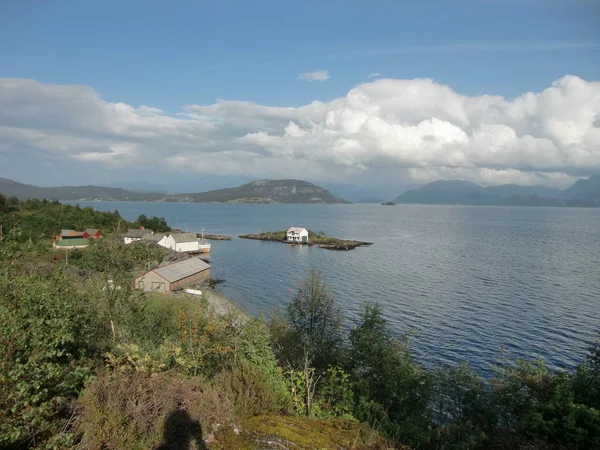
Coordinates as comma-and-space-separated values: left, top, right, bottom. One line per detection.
159, 235, 176, 250
170, 268, 211, 291
134, 271, 169, 292
175, 241, 200, 252
124, 237, 142, 245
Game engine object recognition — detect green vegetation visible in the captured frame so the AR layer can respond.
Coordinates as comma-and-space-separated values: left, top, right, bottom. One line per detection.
0, 194, 170, 242
1, 199, 600, 449
134, 213, 171, 232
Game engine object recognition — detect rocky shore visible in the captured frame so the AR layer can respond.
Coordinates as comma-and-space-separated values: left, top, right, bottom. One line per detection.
239, 230, 373, 251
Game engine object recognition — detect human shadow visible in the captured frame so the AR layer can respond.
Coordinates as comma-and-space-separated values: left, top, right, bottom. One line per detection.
155, 409, 208, 450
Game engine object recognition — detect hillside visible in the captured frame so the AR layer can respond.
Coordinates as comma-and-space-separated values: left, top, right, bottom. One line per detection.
168, 179, 349, 204
394, 177, 599, 206
0, 178, 349, 204
0, 177, 163, 201
560, 174, 600, 201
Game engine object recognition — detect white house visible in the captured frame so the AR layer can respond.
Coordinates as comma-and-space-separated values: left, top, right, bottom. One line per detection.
141, 232, 168, 247
159, 232, 201, 253
124, 229, 150, 244
287, 227, 309, 243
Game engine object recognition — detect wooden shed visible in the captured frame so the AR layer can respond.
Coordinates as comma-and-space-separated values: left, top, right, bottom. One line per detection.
134, 257, 211, 293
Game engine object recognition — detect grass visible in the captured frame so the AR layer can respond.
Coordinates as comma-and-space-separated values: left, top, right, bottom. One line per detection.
212, 415, 397, 449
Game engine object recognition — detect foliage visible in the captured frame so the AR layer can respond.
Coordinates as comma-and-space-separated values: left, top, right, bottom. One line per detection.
572, 336, 600, 410
428, 363, 495, 448
233, 317, 290, 409
315, 366, 355, 419
133, 214, 171, 233
489, 357, 600, 449
0, 265, 95, 448
0, 197, 127, 243
75, 370, 232, 450
283, 268, 345, 371
349, 302, 430, 443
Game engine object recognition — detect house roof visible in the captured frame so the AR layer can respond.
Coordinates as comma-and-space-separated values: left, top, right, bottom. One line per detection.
171, 232, 199, 244
125, 229, 148, 238
141, 233, 166, 242
151, 257, 210, 283
85, 229, 101, 235
287, 227, 307, 234
55, 238, 89, 247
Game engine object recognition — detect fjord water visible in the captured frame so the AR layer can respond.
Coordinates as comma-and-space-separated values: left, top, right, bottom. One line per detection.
79, 202, 600, 375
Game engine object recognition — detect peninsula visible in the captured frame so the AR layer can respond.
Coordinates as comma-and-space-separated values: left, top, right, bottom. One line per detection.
0, 178, 349, 204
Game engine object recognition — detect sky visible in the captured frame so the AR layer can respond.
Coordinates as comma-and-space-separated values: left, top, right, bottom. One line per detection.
0, 0, 599, 198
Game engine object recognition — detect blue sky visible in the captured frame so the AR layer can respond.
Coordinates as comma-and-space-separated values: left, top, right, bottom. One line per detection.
0, 0, 599, 197
1, 0, 598, 109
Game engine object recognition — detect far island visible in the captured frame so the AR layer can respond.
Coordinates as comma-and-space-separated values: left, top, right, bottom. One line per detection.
239, 228, 373, 251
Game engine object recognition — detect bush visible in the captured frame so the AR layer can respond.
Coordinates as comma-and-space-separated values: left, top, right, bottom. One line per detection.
0, 271, 96, 448
349, 302, 431, 444
76, 370, 231, 450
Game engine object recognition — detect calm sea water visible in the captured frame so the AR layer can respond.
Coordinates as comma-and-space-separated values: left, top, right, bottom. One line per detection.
73, 202, 600, 375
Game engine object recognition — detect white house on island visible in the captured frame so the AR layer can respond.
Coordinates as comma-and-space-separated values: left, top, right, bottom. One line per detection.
160, 232, 201, 253
287, 227, 309, 243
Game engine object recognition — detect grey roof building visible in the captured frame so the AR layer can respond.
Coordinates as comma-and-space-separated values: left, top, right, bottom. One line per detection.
141, 233, 166, 243
134, 257, 211, 292
125, 229, 149, 238
171, 232, 199, 243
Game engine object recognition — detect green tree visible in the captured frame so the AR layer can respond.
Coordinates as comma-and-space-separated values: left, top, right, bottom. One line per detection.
348, 302, 430, 441
284, 269, 344, 371
80, 237, 149, 343
572, 336, 600, 410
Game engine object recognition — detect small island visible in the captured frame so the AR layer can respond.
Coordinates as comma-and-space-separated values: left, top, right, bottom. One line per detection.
381, 201, 396, 206
198, 233, 233, 241
239, 228, 373, 251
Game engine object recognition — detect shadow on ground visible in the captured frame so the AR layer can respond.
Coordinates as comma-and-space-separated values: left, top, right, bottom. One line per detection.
155, 409, 208, 450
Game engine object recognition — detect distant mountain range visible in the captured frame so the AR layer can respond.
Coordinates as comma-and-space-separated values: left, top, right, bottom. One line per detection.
394, 175, 600, 207
0, 178, 349, 204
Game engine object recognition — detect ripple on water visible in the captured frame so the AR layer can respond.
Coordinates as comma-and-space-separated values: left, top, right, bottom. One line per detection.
71, 202, 600, 375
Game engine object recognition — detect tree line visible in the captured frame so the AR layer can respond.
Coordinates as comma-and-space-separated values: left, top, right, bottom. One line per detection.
0, 194, 170, 242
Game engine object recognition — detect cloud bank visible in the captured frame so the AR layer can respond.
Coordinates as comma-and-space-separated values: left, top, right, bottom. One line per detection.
0, 75, 599, 187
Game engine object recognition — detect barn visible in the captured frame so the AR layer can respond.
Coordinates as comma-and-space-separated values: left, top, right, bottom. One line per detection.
134, 257, 211, 293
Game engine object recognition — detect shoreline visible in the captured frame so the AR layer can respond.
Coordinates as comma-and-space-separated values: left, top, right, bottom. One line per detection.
204, 286, 246, 316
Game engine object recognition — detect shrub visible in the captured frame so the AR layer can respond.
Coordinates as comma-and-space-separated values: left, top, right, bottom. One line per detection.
76, 370, 231, 450
0, 271, 96, 449
349, 302, 431, 444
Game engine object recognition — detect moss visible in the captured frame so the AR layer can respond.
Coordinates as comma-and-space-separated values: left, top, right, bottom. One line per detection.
212, 415, 397, 449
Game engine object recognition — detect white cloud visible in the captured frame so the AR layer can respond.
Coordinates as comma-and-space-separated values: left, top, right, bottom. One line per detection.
368, 72, 381, 79
297, 70, 330, 82
0, 75, 599, 188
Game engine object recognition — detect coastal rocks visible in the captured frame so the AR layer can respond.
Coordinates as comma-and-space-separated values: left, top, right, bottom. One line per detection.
239, 230, 373, 251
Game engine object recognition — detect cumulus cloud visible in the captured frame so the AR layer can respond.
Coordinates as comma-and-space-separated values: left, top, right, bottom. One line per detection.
368, 72, 381, 79
297, 70, 330, 82
0, 75, 599, 188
